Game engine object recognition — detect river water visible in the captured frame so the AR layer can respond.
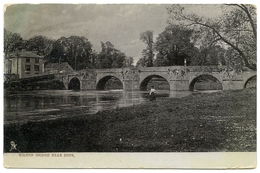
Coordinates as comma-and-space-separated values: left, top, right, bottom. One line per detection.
4, 90, 198, 123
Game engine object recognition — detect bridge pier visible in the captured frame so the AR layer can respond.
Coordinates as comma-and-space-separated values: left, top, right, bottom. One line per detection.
81, 79, 96, 90
169, 80, 190, 91
123, 79, 140, 91
59, 75, 69, 89
222, 80, 245, 90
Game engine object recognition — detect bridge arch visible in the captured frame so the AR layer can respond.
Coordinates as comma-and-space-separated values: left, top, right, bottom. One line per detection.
96, 75, 123, 90
189, 74, 223, 91
139, 74, 170, 91
244, 75, 256, 88
68, 77, 81, 90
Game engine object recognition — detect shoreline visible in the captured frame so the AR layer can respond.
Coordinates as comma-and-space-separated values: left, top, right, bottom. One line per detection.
4, 88, 256, 152
4, 89, 191, 125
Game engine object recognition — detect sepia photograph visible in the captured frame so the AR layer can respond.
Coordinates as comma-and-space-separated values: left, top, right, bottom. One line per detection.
3, 1, 257, 169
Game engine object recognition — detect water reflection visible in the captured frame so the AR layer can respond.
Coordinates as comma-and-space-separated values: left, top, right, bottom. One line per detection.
4, 89, 192, 123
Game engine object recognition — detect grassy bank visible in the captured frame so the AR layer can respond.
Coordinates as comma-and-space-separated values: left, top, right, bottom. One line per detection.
4, 88, 256, 152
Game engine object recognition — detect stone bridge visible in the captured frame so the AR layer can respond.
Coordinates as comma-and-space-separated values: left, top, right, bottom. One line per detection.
60, 66, 256, 91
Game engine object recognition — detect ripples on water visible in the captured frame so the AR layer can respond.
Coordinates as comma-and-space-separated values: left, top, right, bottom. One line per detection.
4, 89, 195, 123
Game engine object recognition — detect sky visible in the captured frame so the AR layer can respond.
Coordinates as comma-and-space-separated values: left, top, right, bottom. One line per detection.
4, 4, 168, 63
4, 4, 224, 64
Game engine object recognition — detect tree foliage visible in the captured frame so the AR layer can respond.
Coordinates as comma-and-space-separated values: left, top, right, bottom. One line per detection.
4, 29, 23, 58
153, 52, 169, 67
154, 25, 197, 66
123, 56, 134, 67
192, 45, 226, 66
140, 30, 154, 67
24, 36, 54, 56
46, 36, 95, 70
136, 57, 146, 67
4, 29, 55, 58
96, 41, 127, 69
166, 4, 256, 70
4, 29, 130, 70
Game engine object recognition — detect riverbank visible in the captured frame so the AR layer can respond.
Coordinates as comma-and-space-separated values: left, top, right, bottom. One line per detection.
4, 79, 65, 91
4, 88, 256, 152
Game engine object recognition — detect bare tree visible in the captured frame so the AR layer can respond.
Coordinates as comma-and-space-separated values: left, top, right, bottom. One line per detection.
166, 4, 256, 70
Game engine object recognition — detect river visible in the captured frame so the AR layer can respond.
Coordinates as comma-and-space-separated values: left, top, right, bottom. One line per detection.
4, 89, 214, 124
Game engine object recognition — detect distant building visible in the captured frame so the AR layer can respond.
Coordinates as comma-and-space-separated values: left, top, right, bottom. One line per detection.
5, 50, 45, 78
44, 62, 76, 75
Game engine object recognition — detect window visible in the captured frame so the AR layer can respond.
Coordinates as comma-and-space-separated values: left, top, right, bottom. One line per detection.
34, 65, 40, 74
26, 58, 30, 63
35, 58, 39, 63
25, 65, 31, 74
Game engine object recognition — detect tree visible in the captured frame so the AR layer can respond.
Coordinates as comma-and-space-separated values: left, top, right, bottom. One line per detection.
4, 29, 23, 58
96, 41, 127, 69
166, 4, 256, 70
140, 30, 154, 67
46, 36, 94, 70
154, 25, 197, 66
136, 57, 146, 67
24, 35, 54, 56
193, 45, 226, 66
153, 52, 169, 67
123, 56, 134, 67
87, 51, 98, 69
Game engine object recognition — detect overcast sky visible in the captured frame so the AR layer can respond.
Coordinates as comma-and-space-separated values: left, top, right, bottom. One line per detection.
4, 4, 223, 64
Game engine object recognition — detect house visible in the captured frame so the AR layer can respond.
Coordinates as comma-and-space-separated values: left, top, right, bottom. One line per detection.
5, 50, 45, 78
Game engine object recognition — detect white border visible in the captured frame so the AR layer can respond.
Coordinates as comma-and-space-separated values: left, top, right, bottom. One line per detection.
1, 0, 259, 172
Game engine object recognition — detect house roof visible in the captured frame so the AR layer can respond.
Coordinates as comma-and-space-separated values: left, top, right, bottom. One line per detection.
45, 62, 76, 74
9, 50, 43, 58
45, 62, 72, 70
